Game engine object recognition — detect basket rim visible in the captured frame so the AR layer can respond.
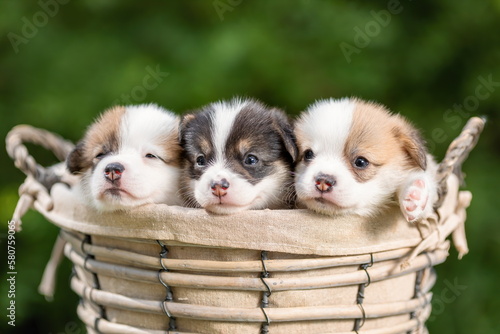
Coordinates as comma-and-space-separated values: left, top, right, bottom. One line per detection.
29, 173, 465, 258
40, 181, 430, 257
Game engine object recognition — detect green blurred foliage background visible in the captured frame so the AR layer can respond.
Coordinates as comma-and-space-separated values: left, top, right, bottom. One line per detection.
1, 1, 499, 333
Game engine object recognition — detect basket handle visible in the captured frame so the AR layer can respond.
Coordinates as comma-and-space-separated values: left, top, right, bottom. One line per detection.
6, 124, 75, 189
435, 116, 486, 207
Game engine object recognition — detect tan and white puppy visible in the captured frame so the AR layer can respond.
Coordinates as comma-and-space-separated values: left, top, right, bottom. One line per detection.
67, 104, 182, 211
294, 98, 437, 222
179, 98, 297, 214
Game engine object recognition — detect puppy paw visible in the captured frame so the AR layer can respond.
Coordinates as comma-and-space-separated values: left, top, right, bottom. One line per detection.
400, 178, 429, 223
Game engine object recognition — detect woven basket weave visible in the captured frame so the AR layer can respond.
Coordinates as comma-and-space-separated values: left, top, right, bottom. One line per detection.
6, 117, 484, 334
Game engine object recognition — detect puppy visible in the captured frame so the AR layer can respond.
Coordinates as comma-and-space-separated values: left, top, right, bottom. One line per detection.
294, 97, 437, 222
179, 98, 297, 214
67, 104, 182, 211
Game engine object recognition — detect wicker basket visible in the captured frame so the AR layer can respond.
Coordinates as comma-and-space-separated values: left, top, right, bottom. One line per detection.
6, 117, 484, 334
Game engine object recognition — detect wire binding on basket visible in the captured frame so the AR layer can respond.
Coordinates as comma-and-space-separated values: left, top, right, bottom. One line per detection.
157, 240, 177, 331
260, 251, 272, 334
353, 253, 373, 332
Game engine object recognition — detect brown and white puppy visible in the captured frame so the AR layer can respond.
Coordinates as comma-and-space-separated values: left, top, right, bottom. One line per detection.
179, 98, 297, 214
67, 104, 182, 211
294, 98, 437, 222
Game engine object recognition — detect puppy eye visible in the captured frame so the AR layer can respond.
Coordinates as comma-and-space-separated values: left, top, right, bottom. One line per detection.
244, 154, 259, 166
196, 155, 207, 167
145, 153, 158, 159
95, 152, 106, 159
304, 149, 314, 161
354, 156, 369, 169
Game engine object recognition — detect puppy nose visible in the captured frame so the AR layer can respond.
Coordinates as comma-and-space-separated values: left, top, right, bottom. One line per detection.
104, 163, 125, 182
211, 178, 230, 197
315, 174, 336, 193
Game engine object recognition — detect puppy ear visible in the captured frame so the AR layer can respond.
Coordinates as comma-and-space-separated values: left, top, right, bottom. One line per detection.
66, 142, 87, 174
271, 109, 298, 163
178, 113, 196, 143
392, 119, 427, 170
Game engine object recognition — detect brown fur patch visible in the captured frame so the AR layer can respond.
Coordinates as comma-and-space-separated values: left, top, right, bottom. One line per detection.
236, 138, 253, 156
198, 138, 212, 155
345, 99, 427, 183
390, 115, 427, 170
67, 106, 125, 174
155, 121, 183, 167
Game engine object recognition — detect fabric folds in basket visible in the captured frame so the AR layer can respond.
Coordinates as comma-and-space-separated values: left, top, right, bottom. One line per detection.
43, 182, 430, 257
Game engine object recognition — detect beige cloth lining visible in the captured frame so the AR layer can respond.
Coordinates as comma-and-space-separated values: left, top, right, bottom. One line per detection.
44, 184, 420, 256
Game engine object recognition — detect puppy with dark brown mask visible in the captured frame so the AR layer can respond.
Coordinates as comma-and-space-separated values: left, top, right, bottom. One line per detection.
179, 98, 297, 214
